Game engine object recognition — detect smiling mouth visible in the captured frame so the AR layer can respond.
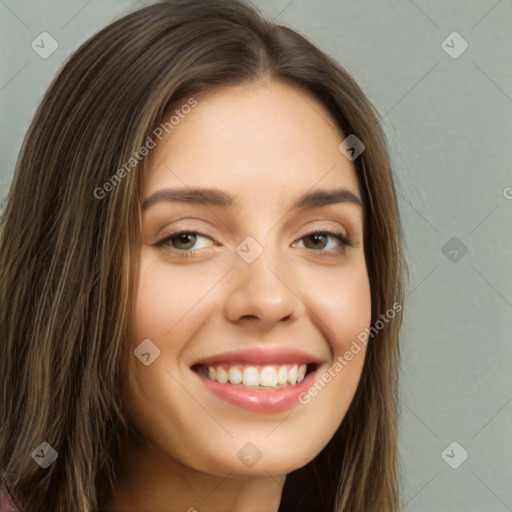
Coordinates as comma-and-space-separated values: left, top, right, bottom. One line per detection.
192, 363, 318, 390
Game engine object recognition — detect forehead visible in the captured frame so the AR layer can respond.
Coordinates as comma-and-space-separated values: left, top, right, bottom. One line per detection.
143, 80, 360, 206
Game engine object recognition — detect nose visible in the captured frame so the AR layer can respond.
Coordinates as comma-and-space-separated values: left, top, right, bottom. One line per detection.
223, 247, 305, 330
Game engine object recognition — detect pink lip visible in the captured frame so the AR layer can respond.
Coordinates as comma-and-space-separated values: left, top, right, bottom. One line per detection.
193, 366, 320, 413
190, 346, 323, 366
190, 347, 324, 413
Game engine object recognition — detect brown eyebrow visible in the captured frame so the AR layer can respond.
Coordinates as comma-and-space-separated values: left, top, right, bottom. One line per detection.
141, 187, 362, 211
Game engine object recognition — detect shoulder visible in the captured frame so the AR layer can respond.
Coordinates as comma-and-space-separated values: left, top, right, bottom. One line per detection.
0, 480, 22, 512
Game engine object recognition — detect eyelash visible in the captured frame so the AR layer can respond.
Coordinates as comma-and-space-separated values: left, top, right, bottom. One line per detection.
152, 229, 351, 259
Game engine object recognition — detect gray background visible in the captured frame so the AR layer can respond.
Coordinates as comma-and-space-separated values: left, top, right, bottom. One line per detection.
1, 1, 511, 510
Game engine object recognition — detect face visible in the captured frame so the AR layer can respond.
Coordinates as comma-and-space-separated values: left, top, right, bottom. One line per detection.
122, 79, 371, 478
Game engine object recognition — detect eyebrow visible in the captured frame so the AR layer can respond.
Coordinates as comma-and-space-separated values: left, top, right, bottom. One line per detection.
142, 186, 362, 211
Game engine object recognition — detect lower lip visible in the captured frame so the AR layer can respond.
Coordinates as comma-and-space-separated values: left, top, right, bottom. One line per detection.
194, 369, 318, 413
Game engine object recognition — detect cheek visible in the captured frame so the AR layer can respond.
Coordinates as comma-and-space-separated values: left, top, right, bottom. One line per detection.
132, 255, 209, 341
122, 258, 187, 422
120, 259, 204, 459
302, 259, 372, 354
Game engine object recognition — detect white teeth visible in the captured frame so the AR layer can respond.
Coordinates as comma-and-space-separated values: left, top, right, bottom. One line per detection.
216, 366, 228, 384
242, 366, 260, 386
297, 364, 307, 382
260, 366, 278, 387
228, 367, 242, 385
201, 363, 310, 388
277, 366, 288, 385
288, 365, 297, 385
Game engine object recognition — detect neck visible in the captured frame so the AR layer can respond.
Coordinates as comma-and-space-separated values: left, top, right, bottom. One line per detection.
102, 434, 285, 512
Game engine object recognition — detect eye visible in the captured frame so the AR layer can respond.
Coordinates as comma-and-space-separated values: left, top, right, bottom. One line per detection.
152, 230, 214, 258
296, 231, 351, 255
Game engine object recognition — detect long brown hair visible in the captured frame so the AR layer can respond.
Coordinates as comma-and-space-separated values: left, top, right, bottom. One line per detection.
0, 1, 405, 510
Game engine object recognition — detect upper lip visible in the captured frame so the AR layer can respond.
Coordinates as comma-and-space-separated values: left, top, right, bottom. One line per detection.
190, 346, 324, 367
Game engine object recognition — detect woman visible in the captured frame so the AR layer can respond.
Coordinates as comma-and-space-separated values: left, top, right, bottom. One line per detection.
0, 0, 405, 510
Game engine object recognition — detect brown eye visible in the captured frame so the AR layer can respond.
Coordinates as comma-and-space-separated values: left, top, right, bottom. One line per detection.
170, 233, 198, 250
298, 231, 350, 255
303, 233, 329, 250
153, 230, 214, 258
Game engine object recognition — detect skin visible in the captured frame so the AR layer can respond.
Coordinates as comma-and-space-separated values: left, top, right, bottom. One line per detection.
106, 79, 371, 512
